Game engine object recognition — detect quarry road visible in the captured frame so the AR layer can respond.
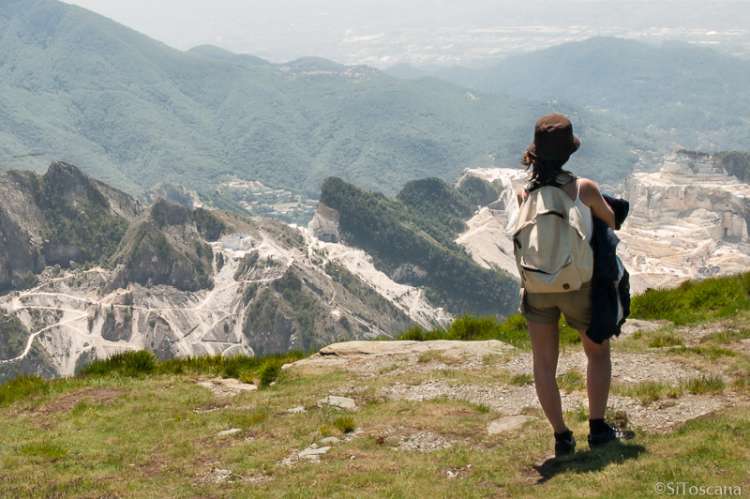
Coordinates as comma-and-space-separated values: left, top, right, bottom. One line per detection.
16, 291, 240, 315
0, 313, 88, 365
1, 281, 256, 364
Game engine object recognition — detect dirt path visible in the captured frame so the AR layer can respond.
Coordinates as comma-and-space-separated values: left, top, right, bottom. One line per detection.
0, 313, 89, 365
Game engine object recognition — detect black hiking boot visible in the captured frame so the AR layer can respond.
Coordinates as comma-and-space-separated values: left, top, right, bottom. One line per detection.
554, 430, 576, 458
588, 421, 635, 448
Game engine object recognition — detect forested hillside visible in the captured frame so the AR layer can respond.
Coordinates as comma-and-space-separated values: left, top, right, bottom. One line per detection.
319, 177, 518, 316
0, 0, 636, 198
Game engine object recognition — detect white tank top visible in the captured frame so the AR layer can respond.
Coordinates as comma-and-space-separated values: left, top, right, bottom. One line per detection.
574, 181, 594, 240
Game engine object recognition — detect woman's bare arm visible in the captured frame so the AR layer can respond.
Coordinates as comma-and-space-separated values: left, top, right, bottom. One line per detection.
516, 189, 527, 207
579, 178, 616, 229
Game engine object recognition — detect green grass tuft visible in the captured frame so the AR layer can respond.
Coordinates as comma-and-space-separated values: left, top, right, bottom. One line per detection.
333, 415, 356, 434
19, 441, 68, 461
700, 329, 750, 345
672, 345, 737, 360
510, 373, 534, 386
398, 314, 580, 349
472, 403, 491, 414
259, 362, 282, 389
80, 350, 156, 377
613, 381, 681, 405
647, 332, 685, 348
557, 370, 585, 393
0, 375, 50, 407
682, 375, 725, 395
614, 375, 727, 405
223, 408, 269, 429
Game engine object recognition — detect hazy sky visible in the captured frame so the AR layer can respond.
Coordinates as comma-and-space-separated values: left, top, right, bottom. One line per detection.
62, 1, 750, 66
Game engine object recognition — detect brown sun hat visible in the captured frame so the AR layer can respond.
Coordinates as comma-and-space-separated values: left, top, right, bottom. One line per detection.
526, 113, 581, 162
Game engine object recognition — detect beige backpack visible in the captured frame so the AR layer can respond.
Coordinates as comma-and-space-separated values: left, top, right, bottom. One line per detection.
511, 185, 593, 293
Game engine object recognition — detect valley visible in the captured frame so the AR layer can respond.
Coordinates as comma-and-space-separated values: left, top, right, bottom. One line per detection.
2, 148, 749, 381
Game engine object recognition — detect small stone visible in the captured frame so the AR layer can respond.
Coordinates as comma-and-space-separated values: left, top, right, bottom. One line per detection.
298, 445, 331, 461
287, 406, 306, 414
398, 431, 453, 453
318, 395, 357, 411
487, 415, 534, 435
217, 428, 242, 438
198, 378, 257, 397
204, 468, 233, 484
319, 436, 341, 445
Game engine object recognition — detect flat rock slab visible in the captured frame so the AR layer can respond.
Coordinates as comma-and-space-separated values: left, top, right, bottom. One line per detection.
197, 378, 257, 397
318, 395, 358, 411
619, 319, 668, 337
286, 340, 515, 375
487, 415, 534, 435
319, 436, 341, 445
282, 444, 331, 465
200, 468, 233, 484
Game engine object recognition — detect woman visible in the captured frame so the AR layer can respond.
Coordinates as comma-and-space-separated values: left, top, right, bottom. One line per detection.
516, 114, 631, 458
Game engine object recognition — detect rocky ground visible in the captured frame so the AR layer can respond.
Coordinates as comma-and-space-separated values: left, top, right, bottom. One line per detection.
0, 312, 748, 497
288, 317, 750, 433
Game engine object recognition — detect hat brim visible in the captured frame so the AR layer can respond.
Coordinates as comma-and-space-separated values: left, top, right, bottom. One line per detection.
526, 135, 581, 161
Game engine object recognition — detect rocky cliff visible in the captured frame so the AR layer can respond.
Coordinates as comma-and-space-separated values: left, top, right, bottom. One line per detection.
0, 164, 449, 381
618, 151, 750, 291
0, 162, 139, 292
455, 151, 750, 293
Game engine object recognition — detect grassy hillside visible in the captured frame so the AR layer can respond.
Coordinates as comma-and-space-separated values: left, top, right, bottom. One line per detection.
0, 274, 748, 497
631, 272, 750, 325
320, 177, 519, 316
0, 1, 638, 197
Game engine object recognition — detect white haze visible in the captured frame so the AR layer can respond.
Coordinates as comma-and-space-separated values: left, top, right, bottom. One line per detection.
63, 0, 750, 66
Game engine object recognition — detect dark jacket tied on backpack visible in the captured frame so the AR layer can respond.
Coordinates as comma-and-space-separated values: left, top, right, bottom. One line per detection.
587, 195, 631, 344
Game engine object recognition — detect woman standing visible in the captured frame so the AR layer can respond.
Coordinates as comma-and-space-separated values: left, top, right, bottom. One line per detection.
514, 114, 633, 458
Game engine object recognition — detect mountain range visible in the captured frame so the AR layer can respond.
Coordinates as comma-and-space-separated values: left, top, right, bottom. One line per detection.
0, 0, 533, 196
391, 37, 750, 154
0, 161, 519, 380
0, 0, 659, 200
2, 146, 749, 381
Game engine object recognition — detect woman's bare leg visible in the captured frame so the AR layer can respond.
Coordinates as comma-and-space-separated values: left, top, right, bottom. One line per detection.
528, 321, 567, 433
579, 331, 611, 420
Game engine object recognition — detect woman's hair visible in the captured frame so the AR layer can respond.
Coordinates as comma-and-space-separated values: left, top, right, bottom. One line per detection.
521, 151, 575, 192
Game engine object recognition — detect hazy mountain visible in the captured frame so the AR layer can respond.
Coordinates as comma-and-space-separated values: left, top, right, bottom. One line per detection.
0, 0, 637, 199
429, 37, 750, 153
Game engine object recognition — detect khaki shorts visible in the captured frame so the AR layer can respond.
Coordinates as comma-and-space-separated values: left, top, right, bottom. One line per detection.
520, 282, 592, 331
